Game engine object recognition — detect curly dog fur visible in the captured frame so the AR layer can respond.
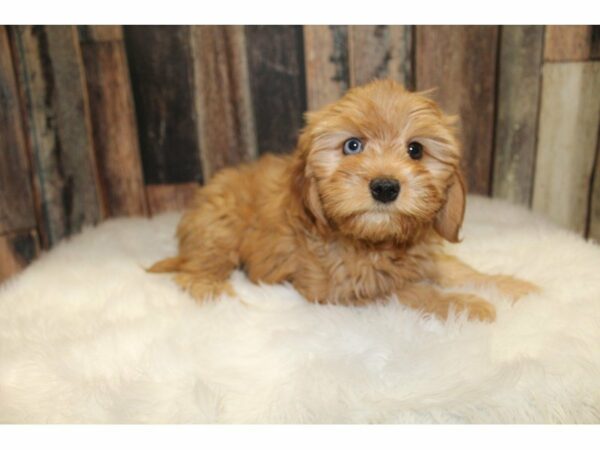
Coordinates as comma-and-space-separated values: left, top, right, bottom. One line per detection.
150, 80, 537, 321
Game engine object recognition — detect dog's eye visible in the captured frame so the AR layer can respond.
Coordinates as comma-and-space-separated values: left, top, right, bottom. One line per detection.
407, 142, 424, 160
343, 138, 363, 155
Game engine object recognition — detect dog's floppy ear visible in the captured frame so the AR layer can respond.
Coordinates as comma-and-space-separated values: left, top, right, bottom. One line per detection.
291, 133, 328, 231
303, 168, 328, 227
434, 170, 466, 243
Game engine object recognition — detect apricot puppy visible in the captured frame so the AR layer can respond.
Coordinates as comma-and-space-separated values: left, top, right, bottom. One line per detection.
150, 80, 537, 321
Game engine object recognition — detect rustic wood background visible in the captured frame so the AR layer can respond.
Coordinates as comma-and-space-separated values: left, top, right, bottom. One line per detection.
1, 25, 600, 282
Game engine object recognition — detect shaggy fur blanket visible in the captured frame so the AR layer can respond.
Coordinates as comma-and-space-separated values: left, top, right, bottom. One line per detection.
1, 196, 599, 423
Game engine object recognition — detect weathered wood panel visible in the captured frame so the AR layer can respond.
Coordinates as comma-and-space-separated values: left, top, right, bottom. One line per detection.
245, 25, 306, 154
11, 25, 103, 248
586, 126, 600, 241
124, 26, 203, 185
544, 25, 600, 62
493, 26, 544, 206
348, 25, 414, 89
146, 183, 199, 215
416, 26, 499, 195
80, 26, 148, 217
190, 25, 257, 179
303, 25, 349, 110
79, 25, 122, 42
593, 26, 600, 60
532, 62, 600, 234
0, 26, 36, 234
0, 229, 40, 283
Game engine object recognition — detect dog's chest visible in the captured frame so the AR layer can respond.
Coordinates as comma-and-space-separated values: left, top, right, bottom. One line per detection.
295, 238, 432, 304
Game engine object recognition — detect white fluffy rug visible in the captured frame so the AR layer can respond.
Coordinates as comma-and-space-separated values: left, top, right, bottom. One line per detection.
1, 196, 600, 424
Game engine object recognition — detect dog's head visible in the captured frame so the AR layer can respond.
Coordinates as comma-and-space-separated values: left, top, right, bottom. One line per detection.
292, 79, 465, 244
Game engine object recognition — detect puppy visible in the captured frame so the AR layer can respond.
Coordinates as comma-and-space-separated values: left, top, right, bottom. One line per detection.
150, 80, 537, 321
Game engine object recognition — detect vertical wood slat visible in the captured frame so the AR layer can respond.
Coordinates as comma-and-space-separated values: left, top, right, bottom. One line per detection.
124, 26, 203, 186
0, 26, 40, 282
303, 25, 349, 110
532, 62, 600, 235
544, 25, 600, 62
416, 26, 499, 195
0, 26, 36, 234
11, 25, 103, 248
588, 126, 600, 241
245, 25, 306, 154
79, 25, 148, 217
78, 25, 122, 42
146, 183, 199, 215
594, 26, 600, 60
348, 25, 414, 89
493, 26, 544, 206
190, 25, 257, 180
0, 230, 40, 283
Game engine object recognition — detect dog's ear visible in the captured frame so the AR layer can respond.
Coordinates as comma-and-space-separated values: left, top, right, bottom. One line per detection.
303, 169, 328, 227
291, 133, 328, 231
434, 169, 466, 243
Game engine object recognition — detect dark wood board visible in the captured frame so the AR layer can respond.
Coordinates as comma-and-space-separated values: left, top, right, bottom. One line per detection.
124, 26, 203, 185
245, 25, 306, 154
80, 26, 148, 217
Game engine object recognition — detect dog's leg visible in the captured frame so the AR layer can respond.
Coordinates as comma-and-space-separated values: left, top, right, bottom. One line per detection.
148, 176, 246, 301
430, 254, 539, 302
395, 283, 496, 322
149, 227, 238, 301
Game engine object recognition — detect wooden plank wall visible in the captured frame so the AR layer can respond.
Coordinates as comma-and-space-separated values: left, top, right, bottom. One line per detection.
492, 26, 544, 206
0, 27, 40, 281
245, 26, 306, 154
11, 26, 104, 249
1, 25, 600, 283
190, 25, 257, 179
533, 26, 600, 238
123, 26, 203, 215
79, 25, 148, 218
416, 26, 499, 195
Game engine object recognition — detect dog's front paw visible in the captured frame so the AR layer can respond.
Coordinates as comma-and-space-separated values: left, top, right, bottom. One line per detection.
447, 293, 497, 322
174, 273, 235, 302
492, 275, 539, 302
465, 298, 497, 322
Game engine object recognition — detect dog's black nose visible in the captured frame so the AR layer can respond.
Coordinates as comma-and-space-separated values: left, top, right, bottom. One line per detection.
369, 178, 400, 203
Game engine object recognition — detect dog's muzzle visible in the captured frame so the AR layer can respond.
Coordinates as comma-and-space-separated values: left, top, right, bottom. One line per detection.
369, 178, 400, 203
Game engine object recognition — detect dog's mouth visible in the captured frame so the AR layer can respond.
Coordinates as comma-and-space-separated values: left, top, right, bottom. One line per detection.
335, 208, 425, 245
336, 208, 399, 233
338, 204, 394, 222
358, 210, 394, 224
